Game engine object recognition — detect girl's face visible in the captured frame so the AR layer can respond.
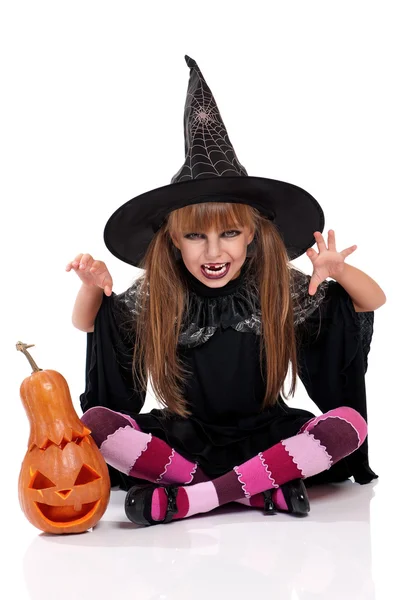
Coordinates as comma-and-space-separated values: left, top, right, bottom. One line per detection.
171, 225, 255, 287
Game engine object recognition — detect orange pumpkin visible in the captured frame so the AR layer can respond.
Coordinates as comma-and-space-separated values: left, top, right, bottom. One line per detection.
17, 341, 110, 534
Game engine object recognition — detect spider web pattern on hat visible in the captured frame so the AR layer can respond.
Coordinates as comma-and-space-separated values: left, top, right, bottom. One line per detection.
170, 55, 248, 183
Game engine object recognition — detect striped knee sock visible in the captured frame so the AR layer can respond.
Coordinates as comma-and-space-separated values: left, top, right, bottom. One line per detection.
150, 407, 368, 522
235, 406, 368, 512
81, 406, 208, 485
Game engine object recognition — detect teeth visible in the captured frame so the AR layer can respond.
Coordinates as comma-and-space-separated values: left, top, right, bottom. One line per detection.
203, 264, 228, 276
203, 262, 227, 269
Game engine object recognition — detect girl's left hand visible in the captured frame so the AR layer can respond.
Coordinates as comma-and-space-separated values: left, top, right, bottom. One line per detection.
306, 230, 357, 295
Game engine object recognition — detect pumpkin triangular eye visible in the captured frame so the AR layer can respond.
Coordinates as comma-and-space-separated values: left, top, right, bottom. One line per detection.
29, 470, 56, 490
74, 464, 101, 485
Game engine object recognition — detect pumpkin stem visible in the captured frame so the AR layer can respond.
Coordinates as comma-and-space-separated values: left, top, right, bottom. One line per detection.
16, 341, 43, 373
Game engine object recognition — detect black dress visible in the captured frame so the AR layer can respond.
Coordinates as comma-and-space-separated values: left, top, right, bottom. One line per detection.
80, 260, 378, 490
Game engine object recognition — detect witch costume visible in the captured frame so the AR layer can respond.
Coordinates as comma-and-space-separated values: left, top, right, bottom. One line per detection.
79, 55, 377, 494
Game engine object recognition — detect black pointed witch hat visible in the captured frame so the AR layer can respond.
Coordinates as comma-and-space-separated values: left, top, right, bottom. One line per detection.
104, 55, 324, 266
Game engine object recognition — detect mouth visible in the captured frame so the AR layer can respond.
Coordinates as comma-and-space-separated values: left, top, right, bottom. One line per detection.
201, 262, 231, 279
35, 500, 100, 524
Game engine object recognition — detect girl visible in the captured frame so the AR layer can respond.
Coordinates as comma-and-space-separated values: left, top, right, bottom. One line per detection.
66, 56, 385, 526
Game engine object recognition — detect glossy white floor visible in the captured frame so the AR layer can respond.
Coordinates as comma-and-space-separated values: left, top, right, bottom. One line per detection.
5, 473, 395, 599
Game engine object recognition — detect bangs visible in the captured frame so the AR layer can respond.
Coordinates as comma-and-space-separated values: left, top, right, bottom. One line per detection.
167, 202, 255, 235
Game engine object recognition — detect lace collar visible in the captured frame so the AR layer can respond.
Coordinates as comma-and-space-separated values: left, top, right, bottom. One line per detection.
115, 263, 329, 349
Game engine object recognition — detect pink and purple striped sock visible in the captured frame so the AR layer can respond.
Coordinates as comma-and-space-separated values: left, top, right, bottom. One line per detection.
149, 407, 367, 523
81, 406, 208, 485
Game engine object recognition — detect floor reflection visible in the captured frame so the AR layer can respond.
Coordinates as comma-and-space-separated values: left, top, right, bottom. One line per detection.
23, 480, 377, 600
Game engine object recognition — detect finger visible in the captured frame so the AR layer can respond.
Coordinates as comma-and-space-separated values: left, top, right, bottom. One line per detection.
66, 254, 84, 271
308, 282, 317, 295
95, 268, 113, 291
103, 278, 113, 295
73, 253, 84, 265
79, 254, 94, 270
90, 263, 109, 280
308, 272, 323, 295
341, 245, 357, 258
103, 277, 113, 293
314, 231, 327, 251
306, 248, 317, 259
89, 260, 104, 273
328, 229, 337, 251
66, 253, 84, 269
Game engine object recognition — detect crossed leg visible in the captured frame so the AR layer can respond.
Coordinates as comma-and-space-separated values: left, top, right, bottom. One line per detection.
81, 406, 366, 517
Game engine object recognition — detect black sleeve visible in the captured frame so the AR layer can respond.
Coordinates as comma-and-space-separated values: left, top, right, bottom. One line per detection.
78, 288, 147, 489
296, 277, 378, 484
79, 289, 146, 415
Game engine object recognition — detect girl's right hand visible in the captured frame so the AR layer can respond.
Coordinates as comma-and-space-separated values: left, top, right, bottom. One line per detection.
65, 253, 113, 296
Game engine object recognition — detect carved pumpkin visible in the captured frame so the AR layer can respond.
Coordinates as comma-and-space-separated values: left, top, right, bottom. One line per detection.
17, 341, 110, 534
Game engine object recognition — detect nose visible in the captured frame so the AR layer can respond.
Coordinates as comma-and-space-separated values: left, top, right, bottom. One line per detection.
204, 235, 224, 261
56, 489, 73, 499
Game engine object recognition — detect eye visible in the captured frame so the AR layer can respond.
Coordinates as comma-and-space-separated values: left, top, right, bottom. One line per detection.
29, 471, 56, 490
74, 464, 101, 485
184, 230, 241, 240
184, 233, 203, 240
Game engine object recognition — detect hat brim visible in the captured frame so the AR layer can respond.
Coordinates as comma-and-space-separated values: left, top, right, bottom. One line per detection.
103, 176, 324, 266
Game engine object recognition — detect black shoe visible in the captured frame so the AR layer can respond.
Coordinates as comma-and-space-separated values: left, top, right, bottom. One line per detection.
125, 483, 179, 526
279, 479, 310, 516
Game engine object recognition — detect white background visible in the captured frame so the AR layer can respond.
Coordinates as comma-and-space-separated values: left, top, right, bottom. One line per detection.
1, 1, 397, 598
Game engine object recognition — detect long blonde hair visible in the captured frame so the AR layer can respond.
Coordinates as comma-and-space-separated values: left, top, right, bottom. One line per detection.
131, 202, 302, 418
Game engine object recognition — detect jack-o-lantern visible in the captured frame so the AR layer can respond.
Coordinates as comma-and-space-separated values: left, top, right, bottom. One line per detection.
17, 341, 110, 534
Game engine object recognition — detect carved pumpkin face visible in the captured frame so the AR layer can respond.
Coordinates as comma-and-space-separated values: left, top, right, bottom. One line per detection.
19, 435, 110, 534
16, 353, 111, 535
